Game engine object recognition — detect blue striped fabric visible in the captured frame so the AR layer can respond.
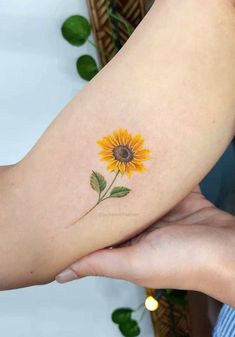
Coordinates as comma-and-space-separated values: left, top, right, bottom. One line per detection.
213, 305, 235, 337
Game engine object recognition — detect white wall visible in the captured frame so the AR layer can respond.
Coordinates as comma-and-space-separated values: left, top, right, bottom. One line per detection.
0, 1, 154, 336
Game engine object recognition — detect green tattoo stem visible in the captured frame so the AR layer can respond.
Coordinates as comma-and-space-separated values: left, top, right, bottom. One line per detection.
68, 171, 120, 226
100, 170, 120, 201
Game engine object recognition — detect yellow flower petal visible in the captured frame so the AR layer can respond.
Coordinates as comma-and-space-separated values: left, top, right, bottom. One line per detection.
107, 160, 119, 171
134, 149, 151, 160
118, 162, 126, 174
107, 135, 119, 147
129, 135, 144, 151
97, 129, 151, 176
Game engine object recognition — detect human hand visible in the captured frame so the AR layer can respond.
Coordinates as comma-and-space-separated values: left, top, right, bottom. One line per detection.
56, 188, 235, 306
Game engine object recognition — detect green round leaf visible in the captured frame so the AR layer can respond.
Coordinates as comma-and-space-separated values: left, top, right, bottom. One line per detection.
61, 15, 91, 46
119, 320, 141, 337
76, 55, 99, 81
112, 308, 133, 324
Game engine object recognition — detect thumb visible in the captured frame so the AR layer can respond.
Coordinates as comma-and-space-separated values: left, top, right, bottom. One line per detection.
55, 246, 138, 283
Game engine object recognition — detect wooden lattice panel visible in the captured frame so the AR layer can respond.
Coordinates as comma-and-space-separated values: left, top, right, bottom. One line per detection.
87, 0, 149, 66
146, 289, 191, 337
151, 298, 191, 337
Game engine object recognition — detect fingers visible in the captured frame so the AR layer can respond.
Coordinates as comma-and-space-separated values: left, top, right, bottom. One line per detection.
55, 246, 139, 284
54, 224, 203, 290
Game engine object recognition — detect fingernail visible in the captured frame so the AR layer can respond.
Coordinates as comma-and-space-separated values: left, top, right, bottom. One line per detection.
55, 269, 78, 283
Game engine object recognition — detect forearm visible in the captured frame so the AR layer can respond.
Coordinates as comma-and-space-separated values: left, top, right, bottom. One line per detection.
1, 0, 235, 289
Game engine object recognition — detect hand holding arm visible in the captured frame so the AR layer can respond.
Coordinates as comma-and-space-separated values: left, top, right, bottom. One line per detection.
56, 188, 235, 307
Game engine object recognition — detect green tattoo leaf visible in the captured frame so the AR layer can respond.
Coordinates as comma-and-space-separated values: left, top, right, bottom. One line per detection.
110, 186, 131, 198
112, 308, 133, 324
61, 15, 91, 46
119, 320, 141, 337
90, 171, 107, 194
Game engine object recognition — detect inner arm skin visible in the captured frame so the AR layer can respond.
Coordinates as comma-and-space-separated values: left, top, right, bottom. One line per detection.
1, 0, 235, 290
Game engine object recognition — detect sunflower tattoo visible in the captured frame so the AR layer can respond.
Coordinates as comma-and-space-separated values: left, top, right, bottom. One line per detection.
98, 128, 151, 176
70, 129, 151, 224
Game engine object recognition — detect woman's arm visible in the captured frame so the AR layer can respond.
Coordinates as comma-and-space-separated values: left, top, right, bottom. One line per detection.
1, 0, 235, 290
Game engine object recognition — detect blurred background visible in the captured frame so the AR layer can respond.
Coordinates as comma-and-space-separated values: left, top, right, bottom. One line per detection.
1, 0, 235, 336
0, 1, 153, 336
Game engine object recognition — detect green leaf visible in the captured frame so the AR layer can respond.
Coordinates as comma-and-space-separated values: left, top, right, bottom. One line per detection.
168, 295, 187, 307
76, 55, 99, 81
107, 10, 134, 37
61, 15, 91, 46
110, 187, 131, 198
165, 290, 188, 308
112, 308, 133, 324
119, 320, 141, 337
90, 171, 107, 194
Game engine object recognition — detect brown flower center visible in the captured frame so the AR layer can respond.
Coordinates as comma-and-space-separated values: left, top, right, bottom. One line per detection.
113, 145, 134, 163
